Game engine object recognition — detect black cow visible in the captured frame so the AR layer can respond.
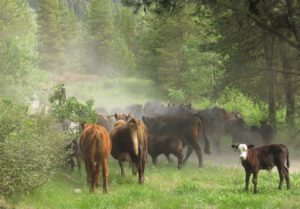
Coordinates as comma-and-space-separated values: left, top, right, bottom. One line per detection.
143, 114, 209, 167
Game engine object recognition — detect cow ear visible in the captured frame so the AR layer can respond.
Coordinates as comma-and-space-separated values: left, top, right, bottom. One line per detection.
231, 144, 238, 149
248, 144, 254, 149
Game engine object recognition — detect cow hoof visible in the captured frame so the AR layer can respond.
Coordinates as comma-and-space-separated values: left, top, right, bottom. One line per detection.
205, 149, 211, 155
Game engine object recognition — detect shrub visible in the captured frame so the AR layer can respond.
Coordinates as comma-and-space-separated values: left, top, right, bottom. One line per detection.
49, 83, 98, 131
0, 101, 66, 198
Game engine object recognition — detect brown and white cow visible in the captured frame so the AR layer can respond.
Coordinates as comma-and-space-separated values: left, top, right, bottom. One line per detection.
79, 124, 112, 193
231, 144, 290, 193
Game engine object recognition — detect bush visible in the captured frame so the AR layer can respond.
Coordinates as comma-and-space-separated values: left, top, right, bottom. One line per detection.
49, 83, 98, 128
167, 88, 187, 103
0, 101, 66, 198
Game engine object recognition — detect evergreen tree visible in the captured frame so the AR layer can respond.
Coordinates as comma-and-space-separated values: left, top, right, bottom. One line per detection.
0, 0, 39, 101
82, 0, 135, 75
36, 0, 78, 72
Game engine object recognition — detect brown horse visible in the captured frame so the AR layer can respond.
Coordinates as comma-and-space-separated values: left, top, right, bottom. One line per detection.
79, 124, 112, 193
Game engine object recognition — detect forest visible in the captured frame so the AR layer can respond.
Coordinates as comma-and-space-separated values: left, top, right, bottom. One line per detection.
1, 0, 300, 208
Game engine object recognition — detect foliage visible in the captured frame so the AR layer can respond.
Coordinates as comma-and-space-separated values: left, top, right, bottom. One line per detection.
49, 83, 97, 127
36, 0, 79, 71
82, 0, 135, 75
167, 88, 187, 103
0, 101, 66, 198
0, 0, 41, 101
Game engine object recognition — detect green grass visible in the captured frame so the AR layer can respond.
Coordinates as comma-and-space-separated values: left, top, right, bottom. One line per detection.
13, 158, 300, 209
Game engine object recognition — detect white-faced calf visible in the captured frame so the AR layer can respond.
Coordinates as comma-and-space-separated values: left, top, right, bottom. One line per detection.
231, 144, 290, 193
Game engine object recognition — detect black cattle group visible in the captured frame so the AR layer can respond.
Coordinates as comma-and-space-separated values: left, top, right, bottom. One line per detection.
65, 101, 289, 194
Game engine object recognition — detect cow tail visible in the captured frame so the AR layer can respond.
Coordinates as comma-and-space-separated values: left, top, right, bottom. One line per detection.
132, 128, 139, 156
81, 125, 97, 154
287, 148, 290, 168
199, 116, 211, 155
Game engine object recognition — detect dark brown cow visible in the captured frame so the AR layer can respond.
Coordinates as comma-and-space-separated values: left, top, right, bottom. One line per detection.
198, 107, 244, 153
143, 101, 167, 117
231, 144, 290, 193
142, 115, 209, 167
79, 124, 112, 193
96, 113, 114, 132
110, 118, 148, 184
148, 135, 185, 169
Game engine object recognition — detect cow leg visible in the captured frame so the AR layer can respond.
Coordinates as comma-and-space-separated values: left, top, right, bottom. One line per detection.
131, 162, 137, 176
152, 155, 158, 165
141, 154, 146, 183
95, 161, 102, 188
252, 171, 259, 194
191, 141, 203, 167
284, 167, 290, 190
165, 154, 173, 163
183, 146, 193, 164
277, 166, 284, 190
133, 156, 144, 184
245, 171, 251, 191
119, 160, 125, 177
102, 158, 109, 193
86, 159, 95, 193
76, 156, 81, 176
84, 160, 91, 188
176, 151, 183, 169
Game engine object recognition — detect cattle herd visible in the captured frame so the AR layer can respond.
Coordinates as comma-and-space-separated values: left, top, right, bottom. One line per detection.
65, 101, 290, 194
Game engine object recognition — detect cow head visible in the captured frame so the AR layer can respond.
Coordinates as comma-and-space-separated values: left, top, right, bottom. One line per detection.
114, 113, 132, 121
127, 117, 138, 130
231, 144, 254, 160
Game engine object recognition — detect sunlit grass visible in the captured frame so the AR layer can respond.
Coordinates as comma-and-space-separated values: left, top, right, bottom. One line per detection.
16, 157, 300, 209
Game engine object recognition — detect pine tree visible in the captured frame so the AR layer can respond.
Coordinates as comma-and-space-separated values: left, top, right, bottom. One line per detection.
36, 0, 78, 72
82, 0, 136, 75
0, 0, 39, 100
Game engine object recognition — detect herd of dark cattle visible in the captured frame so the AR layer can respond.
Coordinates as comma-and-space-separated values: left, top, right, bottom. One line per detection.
65, 101, 290, 194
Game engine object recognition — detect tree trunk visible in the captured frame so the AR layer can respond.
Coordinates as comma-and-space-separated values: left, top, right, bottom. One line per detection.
280, 42, 295, 128
264, 35, 276, 129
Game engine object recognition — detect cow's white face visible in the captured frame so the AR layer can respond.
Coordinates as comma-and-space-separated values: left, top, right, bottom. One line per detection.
237, 144, 248, 160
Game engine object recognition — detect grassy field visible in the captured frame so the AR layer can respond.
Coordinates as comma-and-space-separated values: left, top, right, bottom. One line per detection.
11, 155, 300, 209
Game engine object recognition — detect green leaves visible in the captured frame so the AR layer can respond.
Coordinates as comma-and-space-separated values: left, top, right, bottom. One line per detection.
49, 83, 97, 127
0, 101, 66, 198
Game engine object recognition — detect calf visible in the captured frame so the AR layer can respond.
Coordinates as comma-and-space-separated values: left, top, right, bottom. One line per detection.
231, 144, 290, 193
148, 135, 185, 169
